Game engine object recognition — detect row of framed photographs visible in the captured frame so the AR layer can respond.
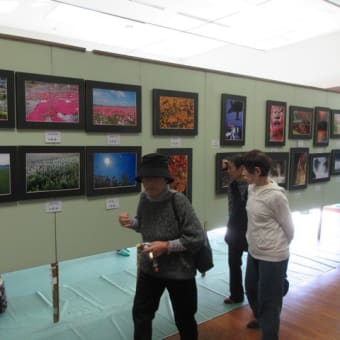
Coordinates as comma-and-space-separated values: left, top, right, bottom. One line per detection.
2, 70, 340, 146
216, 149, 340, 193
0, 69, 199, 135
221, 95, 340, 147
0, 146, 193, 203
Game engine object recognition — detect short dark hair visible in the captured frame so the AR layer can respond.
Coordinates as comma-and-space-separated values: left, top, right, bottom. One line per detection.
229, 154, 244, 169
242, 150, 272, 176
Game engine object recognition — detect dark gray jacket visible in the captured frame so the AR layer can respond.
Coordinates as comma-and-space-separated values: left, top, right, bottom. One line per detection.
133, 189, 205, 279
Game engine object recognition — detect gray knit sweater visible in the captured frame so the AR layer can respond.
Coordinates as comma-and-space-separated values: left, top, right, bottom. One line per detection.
133, 189, 205, 279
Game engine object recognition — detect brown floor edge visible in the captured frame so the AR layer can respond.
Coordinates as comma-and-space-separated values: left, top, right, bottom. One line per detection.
164, 266, 340, 340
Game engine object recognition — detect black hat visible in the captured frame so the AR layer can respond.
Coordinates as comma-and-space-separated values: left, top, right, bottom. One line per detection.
136, 153, 174, 183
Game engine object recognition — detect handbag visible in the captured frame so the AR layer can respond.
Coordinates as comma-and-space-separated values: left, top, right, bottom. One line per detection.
171, 193, 214, 274
0, 277, 8, 314
193, 232, 214, 274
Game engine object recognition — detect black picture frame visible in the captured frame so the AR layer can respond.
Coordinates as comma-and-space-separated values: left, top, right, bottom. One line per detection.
288, 106, 313, 139
86, 146, 141, 196
313, 107, 330, 146
153, 89, 198, 136
266, 152, 289, 189
289, 148, 309, 190
331, 149, 340, 176
85, 80, 141, 133
17, 146, 85, 200
215, 152, 241, 194
157, 148, 192, 202
309, 153, 331, 183
220, 94, 246, 146
330, 109, 340, 138
265, 100, 286, 146
0, 146, 17, 202
16, 72, 85, 130
0, 69, 15, 128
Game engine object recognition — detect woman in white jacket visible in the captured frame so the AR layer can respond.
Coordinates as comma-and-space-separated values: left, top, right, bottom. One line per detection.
242, 150, 294, 340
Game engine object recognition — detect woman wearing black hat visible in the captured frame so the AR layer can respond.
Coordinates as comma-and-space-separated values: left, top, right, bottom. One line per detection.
118, 153, 205, 340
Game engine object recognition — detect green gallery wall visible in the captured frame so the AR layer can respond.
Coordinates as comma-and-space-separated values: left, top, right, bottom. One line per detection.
0, 37, 340, 274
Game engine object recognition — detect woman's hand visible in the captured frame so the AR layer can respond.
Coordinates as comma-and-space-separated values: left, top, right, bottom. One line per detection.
142, 241, 169, 258
118, 212, 132, 228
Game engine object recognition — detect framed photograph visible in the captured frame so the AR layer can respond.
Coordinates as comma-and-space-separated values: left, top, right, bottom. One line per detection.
86, 146, 141, 196
288, 106, 313, 139
85, 80, 141, 133
220, 94, 246, 146
313, 107, 330, 146
153, 89, 198, 136
289, 148, 309, 190
0, 70, 15, 128
330, 109, 340, 138
266, 152, 289, 189
16, 72, 85, 130
265, 100, 286, 146
215, 152, 241, 194
157, 148, 192, 201
0, 146, 17, 202
309, 153, 331, 183
331, 149, 340, 175
17, 146, 85, 200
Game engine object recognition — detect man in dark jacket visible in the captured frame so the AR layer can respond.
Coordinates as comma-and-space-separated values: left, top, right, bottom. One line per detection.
224, 154, 248, 304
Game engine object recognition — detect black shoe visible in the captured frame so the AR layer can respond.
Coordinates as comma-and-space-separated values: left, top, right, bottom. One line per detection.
224, 296, 244, 304
246, 320, 260, 329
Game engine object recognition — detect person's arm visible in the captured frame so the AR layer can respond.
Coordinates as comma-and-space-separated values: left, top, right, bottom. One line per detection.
271, 193, 294, 243
172, 193, 205, 253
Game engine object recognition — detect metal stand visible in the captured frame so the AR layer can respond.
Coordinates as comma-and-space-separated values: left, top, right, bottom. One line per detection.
51, 262, 59, 323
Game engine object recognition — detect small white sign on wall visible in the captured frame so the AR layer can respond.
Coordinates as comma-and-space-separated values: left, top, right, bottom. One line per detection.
107, 134, 121, 145
211, 139, 219, 148
45, 201, 62, 213
297, 140, 304, 147
170, 137, 181, 147
106, 198, 120, 210
45, 131, 61, 144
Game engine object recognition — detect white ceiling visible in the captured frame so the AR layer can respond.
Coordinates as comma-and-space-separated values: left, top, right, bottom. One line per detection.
1, 0, 340, 89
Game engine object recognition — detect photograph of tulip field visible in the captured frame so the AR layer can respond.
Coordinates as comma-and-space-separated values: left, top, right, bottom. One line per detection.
24, 80, 80, 123
92, 88, 137, 126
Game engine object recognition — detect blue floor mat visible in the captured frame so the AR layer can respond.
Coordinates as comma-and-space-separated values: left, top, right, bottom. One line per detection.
1, 208, 340, 340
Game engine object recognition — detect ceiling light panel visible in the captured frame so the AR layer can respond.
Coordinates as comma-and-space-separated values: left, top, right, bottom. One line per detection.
136, 31, 225, 58
47, 3, 179, 50
52, 0, 204, 31
0, 0, 19, 13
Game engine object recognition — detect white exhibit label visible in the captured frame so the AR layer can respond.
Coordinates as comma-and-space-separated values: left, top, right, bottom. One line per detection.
45, 201, 62, 213
170, 137, 181, 147
211, 139, 219, 148
106, 198, 120, 210
297, 140, 304, 147
107, 134, 121, 145
45, 131, 61, 144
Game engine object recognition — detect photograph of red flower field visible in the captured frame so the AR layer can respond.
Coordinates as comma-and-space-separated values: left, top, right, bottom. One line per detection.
168, 154, 189, 194
92, 88, 137, 126
24, 80, 80, 123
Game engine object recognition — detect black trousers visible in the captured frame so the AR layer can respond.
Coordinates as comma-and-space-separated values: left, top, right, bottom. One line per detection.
133, 271, 198, 340
228, 244, 245, 301
245, 254, 288, 340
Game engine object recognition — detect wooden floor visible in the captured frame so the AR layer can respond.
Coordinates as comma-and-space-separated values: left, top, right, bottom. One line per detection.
164, 266, 340, 340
